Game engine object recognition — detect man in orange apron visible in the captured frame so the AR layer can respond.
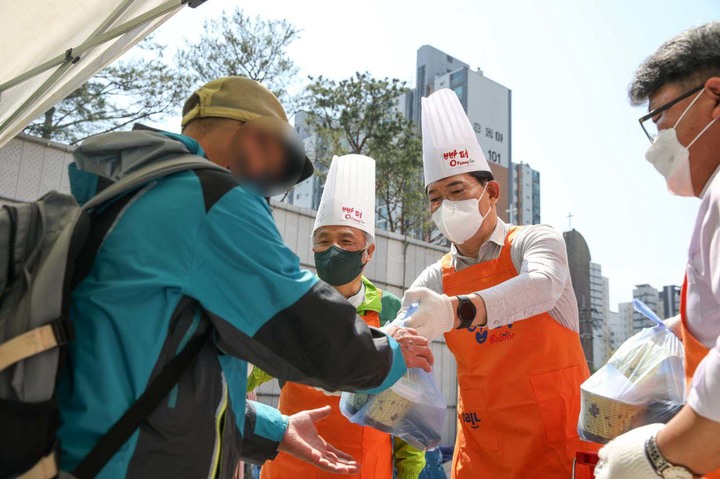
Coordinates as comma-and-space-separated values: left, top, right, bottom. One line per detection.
259, 154, 426, 479
594, 21, 720, 479
395, 88, 593, 478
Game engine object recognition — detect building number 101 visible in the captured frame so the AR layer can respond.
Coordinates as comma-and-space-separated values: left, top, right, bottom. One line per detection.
487, 150, 502, 164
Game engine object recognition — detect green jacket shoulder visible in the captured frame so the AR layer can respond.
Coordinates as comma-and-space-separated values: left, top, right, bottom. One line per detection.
379, 290, 402, 326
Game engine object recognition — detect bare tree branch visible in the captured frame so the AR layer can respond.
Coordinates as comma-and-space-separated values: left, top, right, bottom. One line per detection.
175, 7, 301, 101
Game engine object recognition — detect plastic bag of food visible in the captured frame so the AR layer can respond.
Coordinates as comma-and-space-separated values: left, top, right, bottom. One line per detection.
340, 367, 446, 450
578, 299, 685, 444
339, 304, 446, 450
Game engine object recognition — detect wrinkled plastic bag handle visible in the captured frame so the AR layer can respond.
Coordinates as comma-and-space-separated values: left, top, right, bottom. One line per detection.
397, 302, 419, 328
633, 299, 666, 329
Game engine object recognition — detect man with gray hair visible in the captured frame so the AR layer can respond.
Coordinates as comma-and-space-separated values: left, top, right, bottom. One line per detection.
595, 21, 720, 479
257, 154, 427, 479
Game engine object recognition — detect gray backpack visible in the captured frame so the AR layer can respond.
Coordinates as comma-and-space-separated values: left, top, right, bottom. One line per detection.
0, 155, 227, 479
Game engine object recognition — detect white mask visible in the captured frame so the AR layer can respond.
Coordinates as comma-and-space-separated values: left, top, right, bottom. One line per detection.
432, 184, 491, 244
645, 89, 720, 197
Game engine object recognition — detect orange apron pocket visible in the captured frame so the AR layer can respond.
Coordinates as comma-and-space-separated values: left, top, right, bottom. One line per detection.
529, 366, 582, 444
456, 388, 500, 452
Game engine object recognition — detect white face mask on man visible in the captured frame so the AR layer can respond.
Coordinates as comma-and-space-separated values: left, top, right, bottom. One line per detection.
645, 89, 720, 197
432, 184, 492, 244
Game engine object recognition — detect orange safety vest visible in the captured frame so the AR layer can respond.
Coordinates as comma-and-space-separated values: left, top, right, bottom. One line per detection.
441, 226, 594, 479
680, 277, 720, 479
260, 303, 393, 479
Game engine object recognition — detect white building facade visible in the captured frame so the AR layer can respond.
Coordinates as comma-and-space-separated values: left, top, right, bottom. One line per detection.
589, 262, 611, 368
512, 162, 541, 225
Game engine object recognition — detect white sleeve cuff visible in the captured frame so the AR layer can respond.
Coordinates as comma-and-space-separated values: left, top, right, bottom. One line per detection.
687, 341, 720, 423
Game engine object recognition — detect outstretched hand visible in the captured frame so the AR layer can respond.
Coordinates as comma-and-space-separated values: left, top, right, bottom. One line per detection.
278, 406, 360, 474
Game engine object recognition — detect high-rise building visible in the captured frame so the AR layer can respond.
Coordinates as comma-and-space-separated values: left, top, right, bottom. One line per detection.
276, 111, 323, 210
660, 285, 681, 319
512, 162, 540, 225
617, 302, 636, 345
413, 46, 470, 125
564, 229, 594, 366
411, 45, 512, 222
590, 263, 611, 368
395, 90, 414, 123
606, 310, 621, 355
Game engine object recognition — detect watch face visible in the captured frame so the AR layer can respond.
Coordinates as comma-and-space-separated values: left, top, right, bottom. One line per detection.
662, 467, 693, 479
458, 296, 476, 320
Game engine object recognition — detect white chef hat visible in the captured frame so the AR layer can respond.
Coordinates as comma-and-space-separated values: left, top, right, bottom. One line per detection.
313, 154, 376, 238
421, 88, 491, 187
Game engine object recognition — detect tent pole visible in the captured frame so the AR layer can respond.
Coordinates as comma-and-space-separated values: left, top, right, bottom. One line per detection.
71, 0, 186, 57
0, 0, 189, 138
0, 0, 184, 93
0, 62, 76, 137
91, 0, 137, 39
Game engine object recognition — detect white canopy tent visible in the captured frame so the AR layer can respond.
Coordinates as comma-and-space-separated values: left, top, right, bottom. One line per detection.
0, 0, 207, 149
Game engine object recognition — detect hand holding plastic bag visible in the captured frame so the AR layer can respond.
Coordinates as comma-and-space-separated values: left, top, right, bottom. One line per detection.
340, 303, 446, 450
578, 300, 685, 444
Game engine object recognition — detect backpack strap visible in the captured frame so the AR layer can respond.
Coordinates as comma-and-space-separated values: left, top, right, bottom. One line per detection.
72, 315, 211, 479
81, 155, 228, 212
0, 320, 72, 372
17, 450, 57, 479
72, 155, 230, 290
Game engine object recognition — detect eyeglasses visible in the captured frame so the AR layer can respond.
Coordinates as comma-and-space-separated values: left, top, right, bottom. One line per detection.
427, 181, 484, 206
638, 84, 704, 143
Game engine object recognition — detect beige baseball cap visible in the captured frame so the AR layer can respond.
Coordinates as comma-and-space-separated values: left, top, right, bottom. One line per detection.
181, 76, 313, 184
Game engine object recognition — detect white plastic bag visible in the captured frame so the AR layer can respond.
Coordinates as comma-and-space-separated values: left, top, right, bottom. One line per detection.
578, 300, 685, 444
339, 303, 446, 450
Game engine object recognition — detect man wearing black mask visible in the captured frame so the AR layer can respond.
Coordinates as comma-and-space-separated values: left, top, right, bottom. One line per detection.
259, 154, 426, 479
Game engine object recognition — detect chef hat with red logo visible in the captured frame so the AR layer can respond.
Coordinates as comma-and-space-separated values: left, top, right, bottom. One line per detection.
313, 154, 376, 238
421, 88, 491, 187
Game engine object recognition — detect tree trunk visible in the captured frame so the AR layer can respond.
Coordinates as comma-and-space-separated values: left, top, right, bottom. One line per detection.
41, 107, 55, 139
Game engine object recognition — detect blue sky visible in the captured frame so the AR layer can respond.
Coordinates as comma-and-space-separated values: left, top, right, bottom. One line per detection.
149, 0, 719, 309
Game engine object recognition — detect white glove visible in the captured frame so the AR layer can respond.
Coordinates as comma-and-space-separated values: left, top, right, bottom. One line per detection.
594, 423, 665, 479
399, 287, 455, 342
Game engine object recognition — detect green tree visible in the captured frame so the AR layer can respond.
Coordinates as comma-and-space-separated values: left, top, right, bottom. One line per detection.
24, 8, 302, 144
175, 7, 300, 101
24, 41, 188, 145
302, 72, 431, 238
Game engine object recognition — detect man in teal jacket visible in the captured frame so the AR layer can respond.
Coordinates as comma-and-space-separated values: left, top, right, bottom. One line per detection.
56, 77, 433, 478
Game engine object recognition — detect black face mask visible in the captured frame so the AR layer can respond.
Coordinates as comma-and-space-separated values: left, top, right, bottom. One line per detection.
314, 246, 366, 286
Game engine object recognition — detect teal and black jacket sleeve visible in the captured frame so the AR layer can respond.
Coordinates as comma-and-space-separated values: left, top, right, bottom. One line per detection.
186, 170, 407, 394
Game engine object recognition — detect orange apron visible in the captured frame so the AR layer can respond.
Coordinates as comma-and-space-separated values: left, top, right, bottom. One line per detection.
260, 306, 393, 479
442, 226, 594, 479
679, 277, 720, 479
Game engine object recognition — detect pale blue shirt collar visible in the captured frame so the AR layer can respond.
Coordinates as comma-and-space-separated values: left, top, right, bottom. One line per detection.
451, 218, 508, 265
